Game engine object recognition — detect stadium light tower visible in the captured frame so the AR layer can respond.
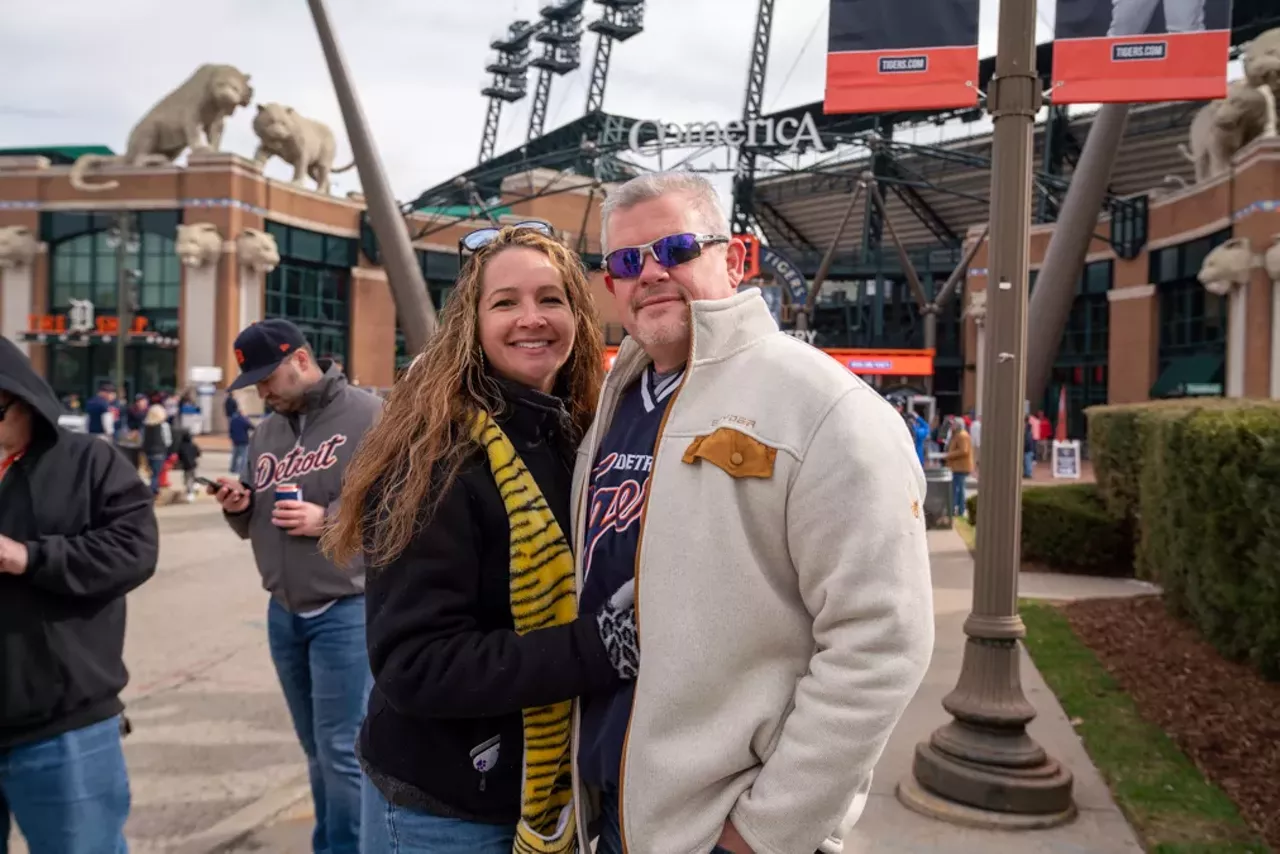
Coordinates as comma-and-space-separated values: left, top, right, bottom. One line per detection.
527, 0, 587, 141
584, 0, 645, 114
478, 21, 537, 164
730, 0, 776, 235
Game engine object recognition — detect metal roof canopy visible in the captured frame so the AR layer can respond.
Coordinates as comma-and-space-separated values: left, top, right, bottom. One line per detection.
0, 145, 115, 165
754, 98, 1205, 260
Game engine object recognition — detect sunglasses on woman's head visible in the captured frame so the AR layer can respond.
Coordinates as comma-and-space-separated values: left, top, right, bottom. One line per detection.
603, 232, 729, 279
458, 221, 554, 255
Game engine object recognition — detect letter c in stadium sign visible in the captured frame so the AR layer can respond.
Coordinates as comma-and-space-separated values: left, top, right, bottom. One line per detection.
627, 114, 828, 154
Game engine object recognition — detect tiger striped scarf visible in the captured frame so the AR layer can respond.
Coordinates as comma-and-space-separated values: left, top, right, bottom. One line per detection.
472, 410, 579, 854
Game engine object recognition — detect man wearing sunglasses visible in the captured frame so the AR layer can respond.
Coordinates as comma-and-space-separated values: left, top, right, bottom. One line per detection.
571, 172, 934, 854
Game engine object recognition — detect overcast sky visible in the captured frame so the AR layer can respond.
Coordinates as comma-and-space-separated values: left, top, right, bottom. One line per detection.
3, 0, 1059, 206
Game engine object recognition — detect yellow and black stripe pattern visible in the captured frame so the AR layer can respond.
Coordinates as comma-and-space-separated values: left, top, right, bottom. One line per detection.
473, 410, 578, 854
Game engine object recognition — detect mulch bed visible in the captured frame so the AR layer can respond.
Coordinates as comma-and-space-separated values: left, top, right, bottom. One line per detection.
1062, 595, 1280, 849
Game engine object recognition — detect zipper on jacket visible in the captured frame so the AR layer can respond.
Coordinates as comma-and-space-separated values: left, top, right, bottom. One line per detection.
571, 358, 634, 854
617, 338, 693, 854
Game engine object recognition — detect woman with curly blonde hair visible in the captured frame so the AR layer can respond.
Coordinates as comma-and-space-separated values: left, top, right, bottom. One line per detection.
323, 224, 637, 854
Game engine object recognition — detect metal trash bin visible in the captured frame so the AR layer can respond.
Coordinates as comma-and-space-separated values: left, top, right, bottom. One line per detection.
923, 466, 954, 530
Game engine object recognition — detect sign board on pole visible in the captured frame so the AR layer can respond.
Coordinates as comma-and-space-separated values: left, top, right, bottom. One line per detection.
1051, 0, 1233, 103
1052, 440, 1083, 479
189, 366, 224, 384
824, 0, 982, 113
759, 245, 809, 306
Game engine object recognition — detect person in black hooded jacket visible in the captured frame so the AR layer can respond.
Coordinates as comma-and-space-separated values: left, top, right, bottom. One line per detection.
0, 337, 159, 852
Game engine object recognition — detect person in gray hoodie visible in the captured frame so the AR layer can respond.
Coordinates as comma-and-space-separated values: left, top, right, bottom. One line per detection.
211, 319, 381, 854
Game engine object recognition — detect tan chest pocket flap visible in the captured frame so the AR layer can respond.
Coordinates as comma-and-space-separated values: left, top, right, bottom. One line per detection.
682, 427, 777, 479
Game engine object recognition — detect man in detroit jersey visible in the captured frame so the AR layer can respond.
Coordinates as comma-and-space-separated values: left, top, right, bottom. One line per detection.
571, 171, 933, 854
213, 319, 382, 854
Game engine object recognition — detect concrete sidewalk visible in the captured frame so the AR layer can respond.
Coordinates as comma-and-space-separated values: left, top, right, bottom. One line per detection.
842, 528, 1146, 853
228, 529, 1151, 853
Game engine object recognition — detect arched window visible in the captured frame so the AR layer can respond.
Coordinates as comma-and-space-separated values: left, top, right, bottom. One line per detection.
42, 210, 181, 401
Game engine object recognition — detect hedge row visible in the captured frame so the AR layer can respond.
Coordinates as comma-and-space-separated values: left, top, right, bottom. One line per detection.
965, 484, 1132, 577
1087, 399, 1280, 680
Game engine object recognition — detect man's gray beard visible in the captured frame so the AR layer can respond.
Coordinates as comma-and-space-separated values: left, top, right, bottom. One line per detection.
632, 313, 690, 352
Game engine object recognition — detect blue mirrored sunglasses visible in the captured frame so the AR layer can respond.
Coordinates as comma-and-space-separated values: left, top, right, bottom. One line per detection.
603, 232, 729, 279
458, 220, 554, 255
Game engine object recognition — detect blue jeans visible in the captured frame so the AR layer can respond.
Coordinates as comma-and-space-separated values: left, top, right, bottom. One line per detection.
595, 785, 734, 854
147, 454, 167, 496
230, 444, 249, 476
1024, 449, 1035, 479
951, 472, 968, 517
359, 777, 515, 853
0, 716, 130, 854
268, 596, 371, 854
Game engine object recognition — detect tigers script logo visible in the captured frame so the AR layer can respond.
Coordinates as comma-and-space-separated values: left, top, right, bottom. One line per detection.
253, 435, 348, 493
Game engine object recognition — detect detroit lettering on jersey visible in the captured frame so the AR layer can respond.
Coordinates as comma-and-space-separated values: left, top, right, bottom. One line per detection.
585, 451, 652, 579
582, 366, 681, 585
254, 434, 348, 492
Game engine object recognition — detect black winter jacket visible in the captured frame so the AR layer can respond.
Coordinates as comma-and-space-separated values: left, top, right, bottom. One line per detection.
0, 338, 159, 751
359, 378, 621, 824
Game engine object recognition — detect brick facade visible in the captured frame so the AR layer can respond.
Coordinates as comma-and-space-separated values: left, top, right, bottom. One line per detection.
962, 136, 1280, 412
0, 158, 612, 399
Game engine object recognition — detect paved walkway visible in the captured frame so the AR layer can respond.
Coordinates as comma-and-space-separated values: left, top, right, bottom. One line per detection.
227, 529, 1151, 853
842, 528, 1147, 853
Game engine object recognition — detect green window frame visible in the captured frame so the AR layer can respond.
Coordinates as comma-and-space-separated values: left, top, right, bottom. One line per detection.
263, 221, 357, 366
42, 210, 182, 401
1151, 229, 1230, 375
45, 210, 181, 335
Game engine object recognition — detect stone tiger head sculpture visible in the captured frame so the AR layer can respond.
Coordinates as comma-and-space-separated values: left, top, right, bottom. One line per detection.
175, 223, 224, 269
236, 228, 280, 275
0, 225, 38, 270
1198, 237, 1258, 296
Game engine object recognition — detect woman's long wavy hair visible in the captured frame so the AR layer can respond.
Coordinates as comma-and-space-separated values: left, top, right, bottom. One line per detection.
321, 226, 605, 569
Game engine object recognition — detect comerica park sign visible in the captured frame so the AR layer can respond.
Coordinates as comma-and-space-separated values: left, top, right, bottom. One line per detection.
627, 112, 828, 154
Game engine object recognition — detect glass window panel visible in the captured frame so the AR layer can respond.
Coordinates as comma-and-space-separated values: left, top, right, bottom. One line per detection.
143, 254, 162, 289
1182, 239, 1212, 277
324, 236, 352, 267
265, 221, 289, 254
291, 230, 324, 263
72, 254, 92, 285
95, 278, 116, 309
53, 251, 72, 283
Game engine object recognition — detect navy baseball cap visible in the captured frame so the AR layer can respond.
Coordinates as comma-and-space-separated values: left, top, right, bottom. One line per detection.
229, 319, 309, 391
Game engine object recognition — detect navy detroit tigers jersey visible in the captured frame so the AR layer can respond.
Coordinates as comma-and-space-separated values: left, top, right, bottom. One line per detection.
578, 364, 683, 788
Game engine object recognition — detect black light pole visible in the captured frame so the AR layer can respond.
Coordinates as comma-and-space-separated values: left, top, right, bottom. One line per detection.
899, 0, 1077, 828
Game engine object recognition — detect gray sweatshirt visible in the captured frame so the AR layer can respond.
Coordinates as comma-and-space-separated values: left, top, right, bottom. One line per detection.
223, 366, 382, 613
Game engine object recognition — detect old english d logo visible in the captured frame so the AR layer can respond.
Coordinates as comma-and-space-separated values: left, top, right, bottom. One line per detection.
235, 348, 245, 365
279, 343, 291, 352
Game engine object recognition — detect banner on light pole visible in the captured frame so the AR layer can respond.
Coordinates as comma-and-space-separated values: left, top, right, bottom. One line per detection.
1051, 0, 1233, 103
824, 0, 982, 114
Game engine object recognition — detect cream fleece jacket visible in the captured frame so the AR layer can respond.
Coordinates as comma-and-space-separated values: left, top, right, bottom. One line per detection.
569, 289, 935, 854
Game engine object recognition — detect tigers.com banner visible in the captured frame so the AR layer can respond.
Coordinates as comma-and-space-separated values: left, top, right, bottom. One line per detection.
1052, 0, 1233, 103
824, 0, 981, 114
